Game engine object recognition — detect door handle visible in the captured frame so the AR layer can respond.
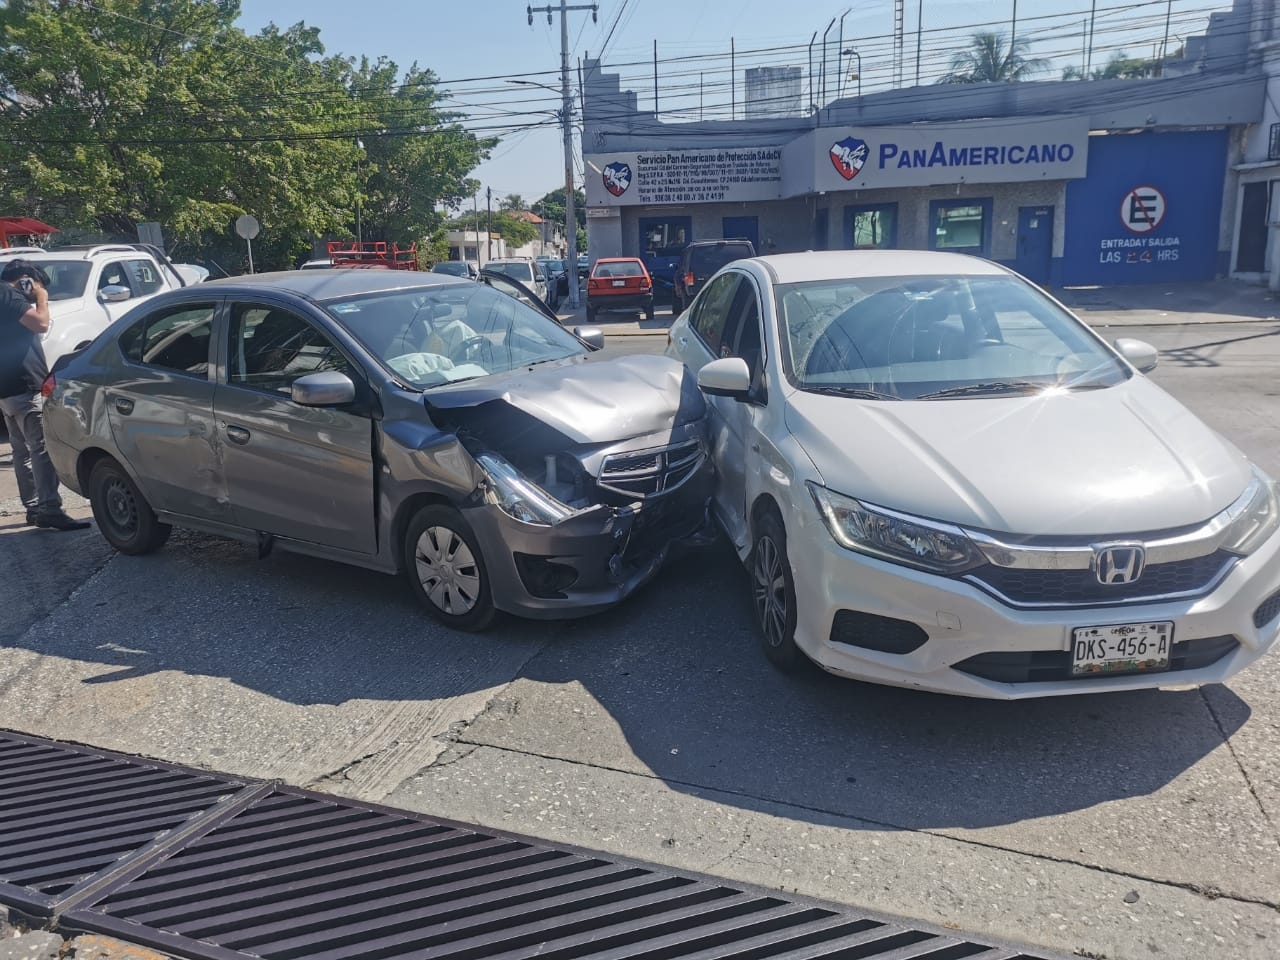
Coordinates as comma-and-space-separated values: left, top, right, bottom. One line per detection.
678, 336, 688, 348
225, 424, 251, 445
112, 397, 134, 415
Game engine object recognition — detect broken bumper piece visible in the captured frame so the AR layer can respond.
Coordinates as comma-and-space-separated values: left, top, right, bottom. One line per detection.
465, 460, 715, 619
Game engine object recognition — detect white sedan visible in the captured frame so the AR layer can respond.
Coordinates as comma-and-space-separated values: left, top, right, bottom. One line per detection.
667, 250, 1280, 699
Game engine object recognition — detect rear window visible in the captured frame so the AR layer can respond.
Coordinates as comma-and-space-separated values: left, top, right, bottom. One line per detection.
594, 261, 644, 278
690, 244, 752, 274
487, 262, 533, 282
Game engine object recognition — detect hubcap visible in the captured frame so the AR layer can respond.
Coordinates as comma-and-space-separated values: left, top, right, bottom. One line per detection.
752, 535, 788, 647
414, 525, 481, 615
103, 477, 138, 534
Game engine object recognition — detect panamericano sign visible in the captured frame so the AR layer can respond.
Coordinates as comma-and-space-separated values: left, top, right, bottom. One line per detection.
585, 147, 783, 207
786, 116, 1090, 193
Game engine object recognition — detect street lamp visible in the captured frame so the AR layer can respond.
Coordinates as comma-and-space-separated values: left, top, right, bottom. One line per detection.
507, 76, 581, 308
840, 48, 862, 99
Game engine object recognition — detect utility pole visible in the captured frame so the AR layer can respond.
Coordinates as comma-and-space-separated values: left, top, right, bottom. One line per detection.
486, 186, 492, 262
527, 2, 597, 310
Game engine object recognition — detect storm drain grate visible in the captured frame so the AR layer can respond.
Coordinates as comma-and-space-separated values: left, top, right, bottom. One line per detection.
0, 730, 259, 918
0, 731, 1062, 960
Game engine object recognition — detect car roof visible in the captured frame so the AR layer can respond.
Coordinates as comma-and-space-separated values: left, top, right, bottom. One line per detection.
753, 250, 1008, 284
595, 257, 644, 264
188, 269, 471, 300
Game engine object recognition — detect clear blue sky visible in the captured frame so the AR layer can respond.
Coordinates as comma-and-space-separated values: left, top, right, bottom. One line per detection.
237, 0, 1232, 207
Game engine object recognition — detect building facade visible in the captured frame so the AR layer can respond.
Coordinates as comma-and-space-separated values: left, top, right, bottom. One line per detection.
582, 0, 1274, 289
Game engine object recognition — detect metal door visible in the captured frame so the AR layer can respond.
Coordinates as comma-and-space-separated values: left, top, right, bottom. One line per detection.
1015, 206, 1054, 284
721, 216, 759, 249
214, 302, 376, 555
1236, 182, 1269, 273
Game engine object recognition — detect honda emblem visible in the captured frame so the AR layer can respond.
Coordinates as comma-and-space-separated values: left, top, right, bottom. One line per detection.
1094, 544, 1146, 585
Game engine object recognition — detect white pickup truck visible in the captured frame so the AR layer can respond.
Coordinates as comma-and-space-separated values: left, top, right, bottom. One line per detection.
0, 243, 209, 369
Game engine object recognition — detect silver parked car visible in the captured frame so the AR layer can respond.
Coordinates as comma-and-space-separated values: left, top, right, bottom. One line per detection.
42, 270, 713, 629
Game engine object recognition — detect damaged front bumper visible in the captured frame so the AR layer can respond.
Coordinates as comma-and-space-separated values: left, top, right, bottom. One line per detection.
464, 458, 715, 620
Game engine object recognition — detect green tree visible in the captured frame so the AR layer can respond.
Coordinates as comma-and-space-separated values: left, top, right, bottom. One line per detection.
0, 0, 493, 269
499, 193, 525, 212
339, 56, 493, 245
939, 32, 1049, 84
1061, 48, 1178, 80
533, 186, 586, 232
449, 210, 536, 248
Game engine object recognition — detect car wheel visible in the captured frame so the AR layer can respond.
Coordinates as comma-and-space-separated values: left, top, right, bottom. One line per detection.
404, 504, 496, 631
586, 304, 597, 322
645, 301, 656, 322
88, 458, 171, 555
752, 509, 802, 670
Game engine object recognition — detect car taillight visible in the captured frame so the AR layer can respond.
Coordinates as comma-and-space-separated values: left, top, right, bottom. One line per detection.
41, 373, 55, 398
684, 271, 695, 287
641, 278, 651, 290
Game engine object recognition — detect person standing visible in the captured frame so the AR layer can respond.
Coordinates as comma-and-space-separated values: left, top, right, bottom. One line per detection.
0, 259, 90, 531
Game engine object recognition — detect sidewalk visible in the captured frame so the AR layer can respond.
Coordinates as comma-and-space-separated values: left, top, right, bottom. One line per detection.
557, 278, 1280, 335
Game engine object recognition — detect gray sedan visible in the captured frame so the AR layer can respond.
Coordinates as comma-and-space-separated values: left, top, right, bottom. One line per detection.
42, 270, 713, 630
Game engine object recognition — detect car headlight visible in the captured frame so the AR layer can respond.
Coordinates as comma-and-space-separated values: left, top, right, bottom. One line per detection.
475, 452, 573, 525
1221, 470, 1280, 556
807, 482, 985, 574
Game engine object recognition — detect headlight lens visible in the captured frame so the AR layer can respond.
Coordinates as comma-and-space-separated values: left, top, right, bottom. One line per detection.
1222, 471, 1280, 555
475, 452, 573, 525
807, 482, 985, 574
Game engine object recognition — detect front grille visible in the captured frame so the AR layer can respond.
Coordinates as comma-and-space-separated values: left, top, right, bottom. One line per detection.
966, 551, 1235, 608
830, 610, 929, 654
1254, 588, 1280, 628
954, 635, 1240, 683
599, 439, 703, 500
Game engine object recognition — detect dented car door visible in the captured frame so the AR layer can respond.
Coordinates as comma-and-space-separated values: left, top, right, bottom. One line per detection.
107, 297, 231, 522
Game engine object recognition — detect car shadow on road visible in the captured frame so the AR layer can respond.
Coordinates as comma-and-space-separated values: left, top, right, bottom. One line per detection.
1, 526, 1251, 837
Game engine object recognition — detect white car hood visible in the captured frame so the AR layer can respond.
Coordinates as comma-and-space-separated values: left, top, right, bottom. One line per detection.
785, 376, 1252, 536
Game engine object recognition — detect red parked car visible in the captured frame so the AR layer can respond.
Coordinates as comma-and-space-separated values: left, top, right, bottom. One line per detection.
586, 257, 654, 322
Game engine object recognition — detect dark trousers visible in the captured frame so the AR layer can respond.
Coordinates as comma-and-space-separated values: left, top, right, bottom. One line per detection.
0, 392, 63, 513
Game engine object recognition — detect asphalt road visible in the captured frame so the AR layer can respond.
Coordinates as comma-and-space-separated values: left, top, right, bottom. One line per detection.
2, 323, 1279, 960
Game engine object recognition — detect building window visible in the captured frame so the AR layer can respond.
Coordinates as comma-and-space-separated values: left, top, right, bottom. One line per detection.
929, 199, 992, 255
1270, 123, 1280, 162
845, 204, 898, 249
639, 216, 692, 258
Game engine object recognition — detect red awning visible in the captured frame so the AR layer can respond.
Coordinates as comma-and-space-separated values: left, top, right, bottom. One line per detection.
0, 217, 59, 245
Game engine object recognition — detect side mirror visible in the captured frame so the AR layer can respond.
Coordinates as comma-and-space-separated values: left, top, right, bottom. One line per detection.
697, 357, 752, 399
291, 370, 356, 406
574, 326, 606, 351
1114, 337, 1159, 373
99, 284, 133, 303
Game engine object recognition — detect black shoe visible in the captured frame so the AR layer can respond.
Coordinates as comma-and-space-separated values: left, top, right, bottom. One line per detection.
35, 511, 91, 531
25, 510, 38, 526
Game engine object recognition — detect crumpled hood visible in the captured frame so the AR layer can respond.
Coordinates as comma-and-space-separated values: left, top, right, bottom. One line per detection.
424, 353, 706, 444
786, 376, 1253, 536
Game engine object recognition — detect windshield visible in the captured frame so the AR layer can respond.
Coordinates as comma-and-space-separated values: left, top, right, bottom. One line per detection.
486, 262, 533, 282
776, 274, 1129, 400
13, 259, 91, 301
324, 283, 585, 389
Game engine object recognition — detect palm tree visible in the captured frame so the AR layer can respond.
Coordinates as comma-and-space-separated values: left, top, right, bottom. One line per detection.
499, 193, 526, 213
939, 32, 1049, 84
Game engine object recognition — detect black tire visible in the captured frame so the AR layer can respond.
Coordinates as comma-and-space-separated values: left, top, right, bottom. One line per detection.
403, 504, 496, 632
88, 458, 171, 555
586, 303, 597, 322
672, 292, 684, 315
645, 301, 656, 322
751, 509, 802, 670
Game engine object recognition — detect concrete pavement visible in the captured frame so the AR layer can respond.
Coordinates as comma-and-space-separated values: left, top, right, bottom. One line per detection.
4, 316, 1280, 960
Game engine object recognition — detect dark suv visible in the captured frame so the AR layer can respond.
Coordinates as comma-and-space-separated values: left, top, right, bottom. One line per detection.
671, 239, 756, 315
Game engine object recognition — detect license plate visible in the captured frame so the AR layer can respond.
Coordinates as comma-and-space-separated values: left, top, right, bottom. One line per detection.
611, 279, 626, 287
1071, 621, 1173, 677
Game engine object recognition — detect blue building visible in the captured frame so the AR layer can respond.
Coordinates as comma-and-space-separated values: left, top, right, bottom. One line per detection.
582, 0, 1277, 288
